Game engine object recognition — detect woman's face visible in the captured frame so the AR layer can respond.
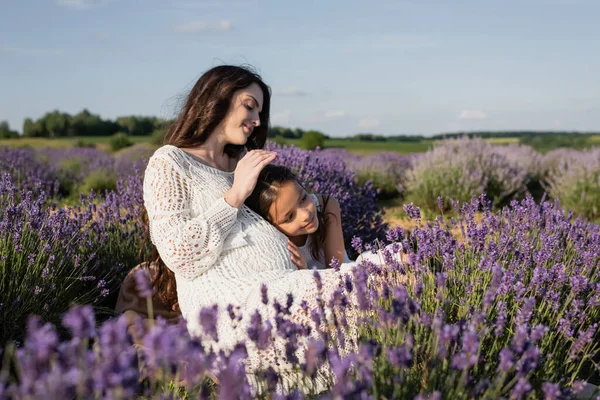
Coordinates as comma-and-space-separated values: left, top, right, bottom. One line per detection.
267, 181, 319, 237
218, 82, 264, 145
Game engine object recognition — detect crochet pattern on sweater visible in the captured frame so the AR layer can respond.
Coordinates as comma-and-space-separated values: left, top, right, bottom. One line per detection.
143, 145, 360, 378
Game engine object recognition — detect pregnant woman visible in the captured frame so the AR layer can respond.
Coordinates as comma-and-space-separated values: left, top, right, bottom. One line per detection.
141, 65, 360, 378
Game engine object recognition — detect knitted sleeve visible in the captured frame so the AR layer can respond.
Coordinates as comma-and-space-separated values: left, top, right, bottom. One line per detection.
143, 153, 243, 280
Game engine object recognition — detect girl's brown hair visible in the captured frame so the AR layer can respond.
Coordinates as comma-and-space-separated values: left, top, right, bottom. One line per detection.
141, 65, 271, 311
244, 164, 331, 263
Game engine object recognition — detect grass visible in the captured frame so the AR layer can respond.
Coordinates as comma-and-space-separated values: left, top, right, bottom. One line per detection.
2, 135, 599, 156
0, 136, 151, 151
280, 138, 434, 154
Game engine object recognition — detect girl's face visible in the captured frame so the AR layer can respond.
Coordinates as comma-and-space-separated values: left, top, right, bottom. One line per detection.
218, 82, 264, 145
268, 181, 319, 237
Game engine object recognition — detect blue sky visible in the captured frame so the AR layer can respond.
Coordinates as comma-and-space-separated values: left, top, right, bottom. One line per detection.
1, 0, 599, 137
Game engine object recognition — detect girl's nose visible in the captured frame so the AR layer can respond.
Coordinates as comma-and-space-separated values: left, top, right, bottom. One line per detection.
303, 209, 313, 222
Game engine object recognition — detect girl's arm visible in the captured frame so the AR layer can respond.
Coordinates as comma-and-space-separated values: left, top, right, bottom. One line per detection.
318, 195, 346, 267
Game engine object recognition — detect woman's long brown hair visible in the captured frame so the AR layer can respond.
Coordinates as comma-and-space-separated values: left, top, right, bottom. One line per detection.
140, 65, 272, 312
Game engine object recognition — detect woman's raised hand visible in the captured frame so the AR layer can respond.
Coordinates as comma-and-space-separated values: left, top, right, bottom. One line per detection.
224, 150, 277, 208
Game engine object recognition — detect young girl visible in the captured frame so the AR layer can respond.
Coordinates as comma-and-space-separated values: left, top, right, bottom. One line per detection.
244, 164, 351, 270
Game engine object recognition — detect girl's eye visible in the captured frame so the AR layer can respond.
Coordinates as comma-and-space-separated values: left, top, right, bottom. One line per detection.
244, 104, 254, 111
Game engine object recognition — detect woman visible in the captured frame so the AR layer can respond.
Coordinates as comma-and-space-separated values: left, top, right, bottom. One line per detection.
138, 65, 361, 377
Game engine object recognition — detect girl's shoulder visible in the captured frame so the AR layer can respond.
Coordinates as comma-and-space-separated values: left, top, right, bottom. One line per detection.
313, 194, 340, 215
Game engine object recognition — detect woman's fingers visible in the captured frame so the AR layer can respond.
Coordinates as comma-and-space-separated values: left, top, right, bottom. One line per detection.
251, 151, 276, 167
256, 153, 277, 170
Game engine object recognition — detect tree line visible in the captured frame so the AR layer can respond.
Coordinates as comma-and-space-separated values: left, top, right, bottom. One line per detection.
0, 110, 170, 139
1, 109, 597, 141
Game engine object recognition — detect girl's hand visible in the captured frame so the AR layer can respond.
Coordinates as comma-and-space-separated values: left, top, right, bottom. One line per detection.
287, 240, 308, 270
224, 150, 277, 208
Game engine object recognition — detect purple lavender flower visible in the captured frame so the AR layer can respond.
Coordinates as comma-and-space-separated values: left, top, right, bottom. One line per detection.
437, 196, 444, 211
403, 203, 421, 220
260, 283, 269, 305
511, 377, 532, 399
62, 305, 96, 339
351, 236, 363, 253
542, 382, 562, 400
134, 268, 154, 297
303, 338, 326, 376
414, 392, 441, 400
218, 344, 252, 400
199, 305, 219, 342
498, 347, 514, 372
451, 328, 479, 371
387, 343, 413, 368
569, 323, 597, 361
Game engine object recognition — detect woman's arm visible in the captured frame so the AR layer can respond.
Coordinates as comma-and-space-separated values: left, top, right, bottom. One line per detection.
143, 155, 243, 280
319, 195, 346, 267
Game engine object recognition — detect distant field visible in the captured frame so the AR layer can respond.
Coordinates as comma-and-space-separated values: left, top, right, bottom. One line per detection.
1, 135, 598, 155
282, 138, 433, 155
0, 136, 152, 151
482, 137, 521, 144
588, 135, 600, 144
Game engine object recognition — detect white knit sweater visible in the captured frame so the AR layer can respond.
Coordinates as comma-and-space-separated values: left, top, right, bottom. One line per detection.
143, 145, 358, 369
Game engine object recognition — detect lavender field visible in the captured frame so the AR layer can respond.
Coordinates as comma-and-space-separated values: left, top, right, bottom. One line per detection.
1, 138, 599, 399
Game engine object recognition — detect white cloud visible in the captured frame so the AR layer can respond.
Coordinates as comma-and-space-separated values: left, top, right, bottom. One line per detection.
458, 109, 488, 120
272, 87, 308, 97
358, 118, 380, 128
174, 20, 232, 33
271, 110, 291, 125
324, 110, 346, 119
56, 0, 108, 9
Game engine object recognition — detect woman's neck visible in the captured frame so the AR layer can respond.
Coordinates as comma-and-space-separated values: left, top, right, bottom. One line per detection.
183, 130, 236, 172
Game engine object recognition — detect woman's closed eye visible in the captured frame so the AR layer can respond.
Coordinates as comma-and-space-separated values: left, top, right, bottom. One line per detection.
244, 104, 254, 111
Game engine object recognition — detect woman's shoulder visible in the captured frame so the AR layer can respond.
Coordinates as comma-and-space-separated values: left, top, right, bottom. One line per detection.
148, 145, 183, 166
148, 145, 203, 176
150, 144, 184, 163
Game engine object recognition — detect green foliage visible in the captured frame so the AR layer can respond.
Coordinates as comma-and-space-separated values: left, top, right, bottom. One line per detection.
0, 120, 19, 138
270, 135, 286, 146
74, 138, 96, 148
545, 158, 600, 220
151, 128, 167, 146
300, 130, 326, 150
520, 135, 593, 153
78, 170, 118, 197
116, 115, 164, 136
23, 118, 46, 137
109, 132, 134, 152
20, 110, 170, 139
355, 171, 401, 200
352, 133, 388, 142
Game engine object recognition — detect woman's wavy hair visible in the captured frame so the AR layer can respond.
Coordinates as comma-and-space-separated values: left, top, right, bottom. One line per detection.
244, 164, 331, 263
164, 64, 271, 158
140, 65, 271, 311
